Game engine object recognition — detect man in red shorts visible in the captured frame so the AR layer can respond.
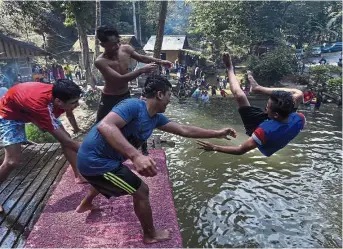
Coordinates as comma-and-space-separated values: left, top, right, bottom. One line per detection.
0, 79, 85, 213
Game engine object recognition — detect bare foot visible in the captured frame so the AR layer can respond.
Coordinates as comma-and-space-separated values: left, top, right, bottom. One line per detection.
0, 204, 3, 213
75, 175, 88, 184
75, 201, 98, 213
144, 229, 171, 244
247, 71, 259, 93
222, 52, 234, 72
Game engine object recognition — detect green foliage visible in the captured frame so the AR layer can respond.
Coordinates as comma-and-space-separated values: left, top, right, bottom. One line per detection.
246, 45, 298, 85
83, 87, 102, 107
309, 64, 342, 90
25, 124, 56, 143
188, 1, 342, 57
327, 77, 342, 94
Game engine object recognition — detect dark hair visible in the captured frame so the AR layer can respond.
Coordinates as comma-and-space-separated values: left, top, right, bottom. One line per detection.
143, 75, 172, 98
96, 25, 120, 43
52, 79, 82, 102
269, 90, 294, 118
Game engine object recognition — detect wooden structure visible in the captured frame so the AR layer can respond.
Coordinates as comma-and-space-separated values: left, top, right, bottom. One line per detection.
71, 35, 143, 71
143, 35, 189, 62
0, 143, 68, 248
0, 33, 49, 82
0, 136, 175, 248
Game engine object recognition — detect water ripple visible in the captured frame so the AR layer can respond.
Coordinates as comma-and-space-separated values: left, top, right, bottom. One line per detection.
162, 99, 342, 247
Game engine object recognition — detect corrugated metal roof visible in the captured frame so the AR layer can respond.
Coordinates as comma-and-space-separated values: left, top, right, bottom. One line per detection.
71, 35, 141, 53
0, 33, 48, 54
143, 35, 187, 51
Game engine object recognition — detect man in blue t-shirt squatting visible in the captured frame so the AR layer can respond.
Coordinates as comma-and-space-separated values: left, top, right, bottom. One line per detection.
197, 52, 306, 157
76, 75, 237, 244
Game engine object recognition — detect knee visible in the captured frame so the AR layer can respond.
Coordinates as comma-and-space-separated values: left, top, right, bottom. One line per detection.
134, 182, 149, 199
234, 91, 246, 100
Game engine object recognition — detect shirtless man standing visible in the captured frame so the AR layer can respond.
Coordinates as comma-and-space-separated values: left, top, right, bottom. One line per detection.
94, 25, 173, 122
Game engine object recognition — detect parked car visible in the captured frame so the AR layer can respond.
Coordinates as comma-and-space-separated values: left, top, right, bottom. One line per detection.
321, 42, 342, 53
311, 46, 322, 56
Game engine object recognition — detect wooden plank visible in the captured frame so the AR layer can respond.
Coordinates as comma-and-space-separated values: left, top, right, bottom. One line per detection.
3, 40, 12, 58
3, 154, 68, 247
0, 147, 67, 247
0, 39, 5, 58
0, 144, 43, 194
14, 44, 21, 58
9, 42, 17, 59
0, 144, 56, 215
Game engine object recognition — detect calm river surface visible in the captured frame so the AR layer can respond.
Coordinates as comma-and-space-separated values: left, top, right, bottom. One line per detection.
158, 97, 342, 248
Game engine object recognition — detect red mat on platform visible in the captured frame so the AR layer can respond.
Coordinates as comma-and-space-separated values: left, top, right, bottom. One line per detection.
25, 150, 182, 248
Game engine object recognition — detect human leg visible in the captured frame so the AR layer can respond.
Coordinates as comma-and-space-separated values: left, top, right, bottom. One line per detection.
132, 182, 170, 244
0, 119, 27, 212
223, 53, 250, 108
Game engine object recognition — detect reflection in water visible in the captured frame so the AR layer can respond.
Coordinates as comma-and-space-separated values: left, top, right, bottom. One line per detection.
158, 97, 342, 248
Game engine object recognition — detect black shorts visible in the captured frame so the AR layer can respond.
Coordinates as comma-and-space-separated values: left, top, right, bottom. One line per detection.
82, 164, 142, 198
238, 106, 268, 136
96, 91, 131, 122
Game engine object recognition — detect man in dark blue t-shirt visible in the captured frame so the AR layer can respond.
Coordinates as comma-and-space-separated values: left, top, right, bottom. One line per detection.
197, 52, 305, 156
76, 75, 237, 244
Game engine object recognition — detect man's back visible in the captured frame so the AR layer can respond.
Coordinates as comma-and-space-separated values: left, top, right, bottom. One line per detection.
78, 98, 169, 176
0, 82, 64, 126
252, 112, 305, 156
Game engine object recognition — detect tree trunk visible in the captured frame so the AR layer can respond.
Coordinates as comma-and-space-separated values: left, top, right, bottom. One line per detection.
92, 0, 101, 81
137, 1, 142, 44
132, 1, 138, 39
73, 9, 95, 88
153, 1, 168, 59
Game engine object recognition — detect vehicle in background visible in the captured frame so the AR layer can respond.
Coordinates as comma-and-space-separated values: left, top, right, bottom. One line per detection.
311, 46, 322, 56
321, 42, 342, 53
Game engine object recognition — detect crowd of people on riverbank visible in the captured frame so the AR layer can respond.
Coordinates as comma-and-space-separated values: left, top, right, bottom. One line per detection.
0, 24, 322, 245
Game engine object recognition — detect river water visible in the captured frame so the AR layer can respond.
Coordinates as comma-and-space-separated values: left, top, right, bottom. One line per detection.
158, 97, 342, 248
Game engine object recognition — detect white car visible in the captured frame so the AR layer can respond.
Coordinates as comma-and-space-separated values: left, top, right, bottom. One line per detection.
311, 47, 322, 57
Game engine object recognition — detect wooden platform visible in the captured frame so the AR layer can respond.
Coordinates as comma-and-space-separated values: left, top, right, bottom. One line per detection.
0, 143, 68, 248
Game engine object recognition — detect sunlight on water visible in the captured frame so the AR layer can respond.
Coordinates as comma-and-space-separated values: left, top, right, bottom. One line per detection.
158, 97, 342, 248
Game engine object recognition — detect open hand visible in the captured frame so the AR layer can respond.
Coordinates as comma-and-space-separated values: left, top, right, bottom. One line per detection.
196, 140, 216, 151
132, 154, 157, 177
160, 60, 173, 68
222, 52, 234, 71
140, 63, 158, 73
217, 127, 237, 140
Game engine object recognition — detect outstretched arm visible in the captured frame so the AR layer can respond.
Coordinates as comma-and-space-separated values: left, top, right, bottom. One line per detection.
127, 46, 172, 67
158, 122, 236, 139
196, 137, 257, 155
248, 71, 304, 107
94, 59, 157, 87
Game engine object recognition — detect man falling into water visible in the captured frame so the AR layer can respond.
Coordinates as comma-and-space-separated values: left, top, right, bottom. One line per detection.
197, 52, 306, 156
94, 25, 173, 122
